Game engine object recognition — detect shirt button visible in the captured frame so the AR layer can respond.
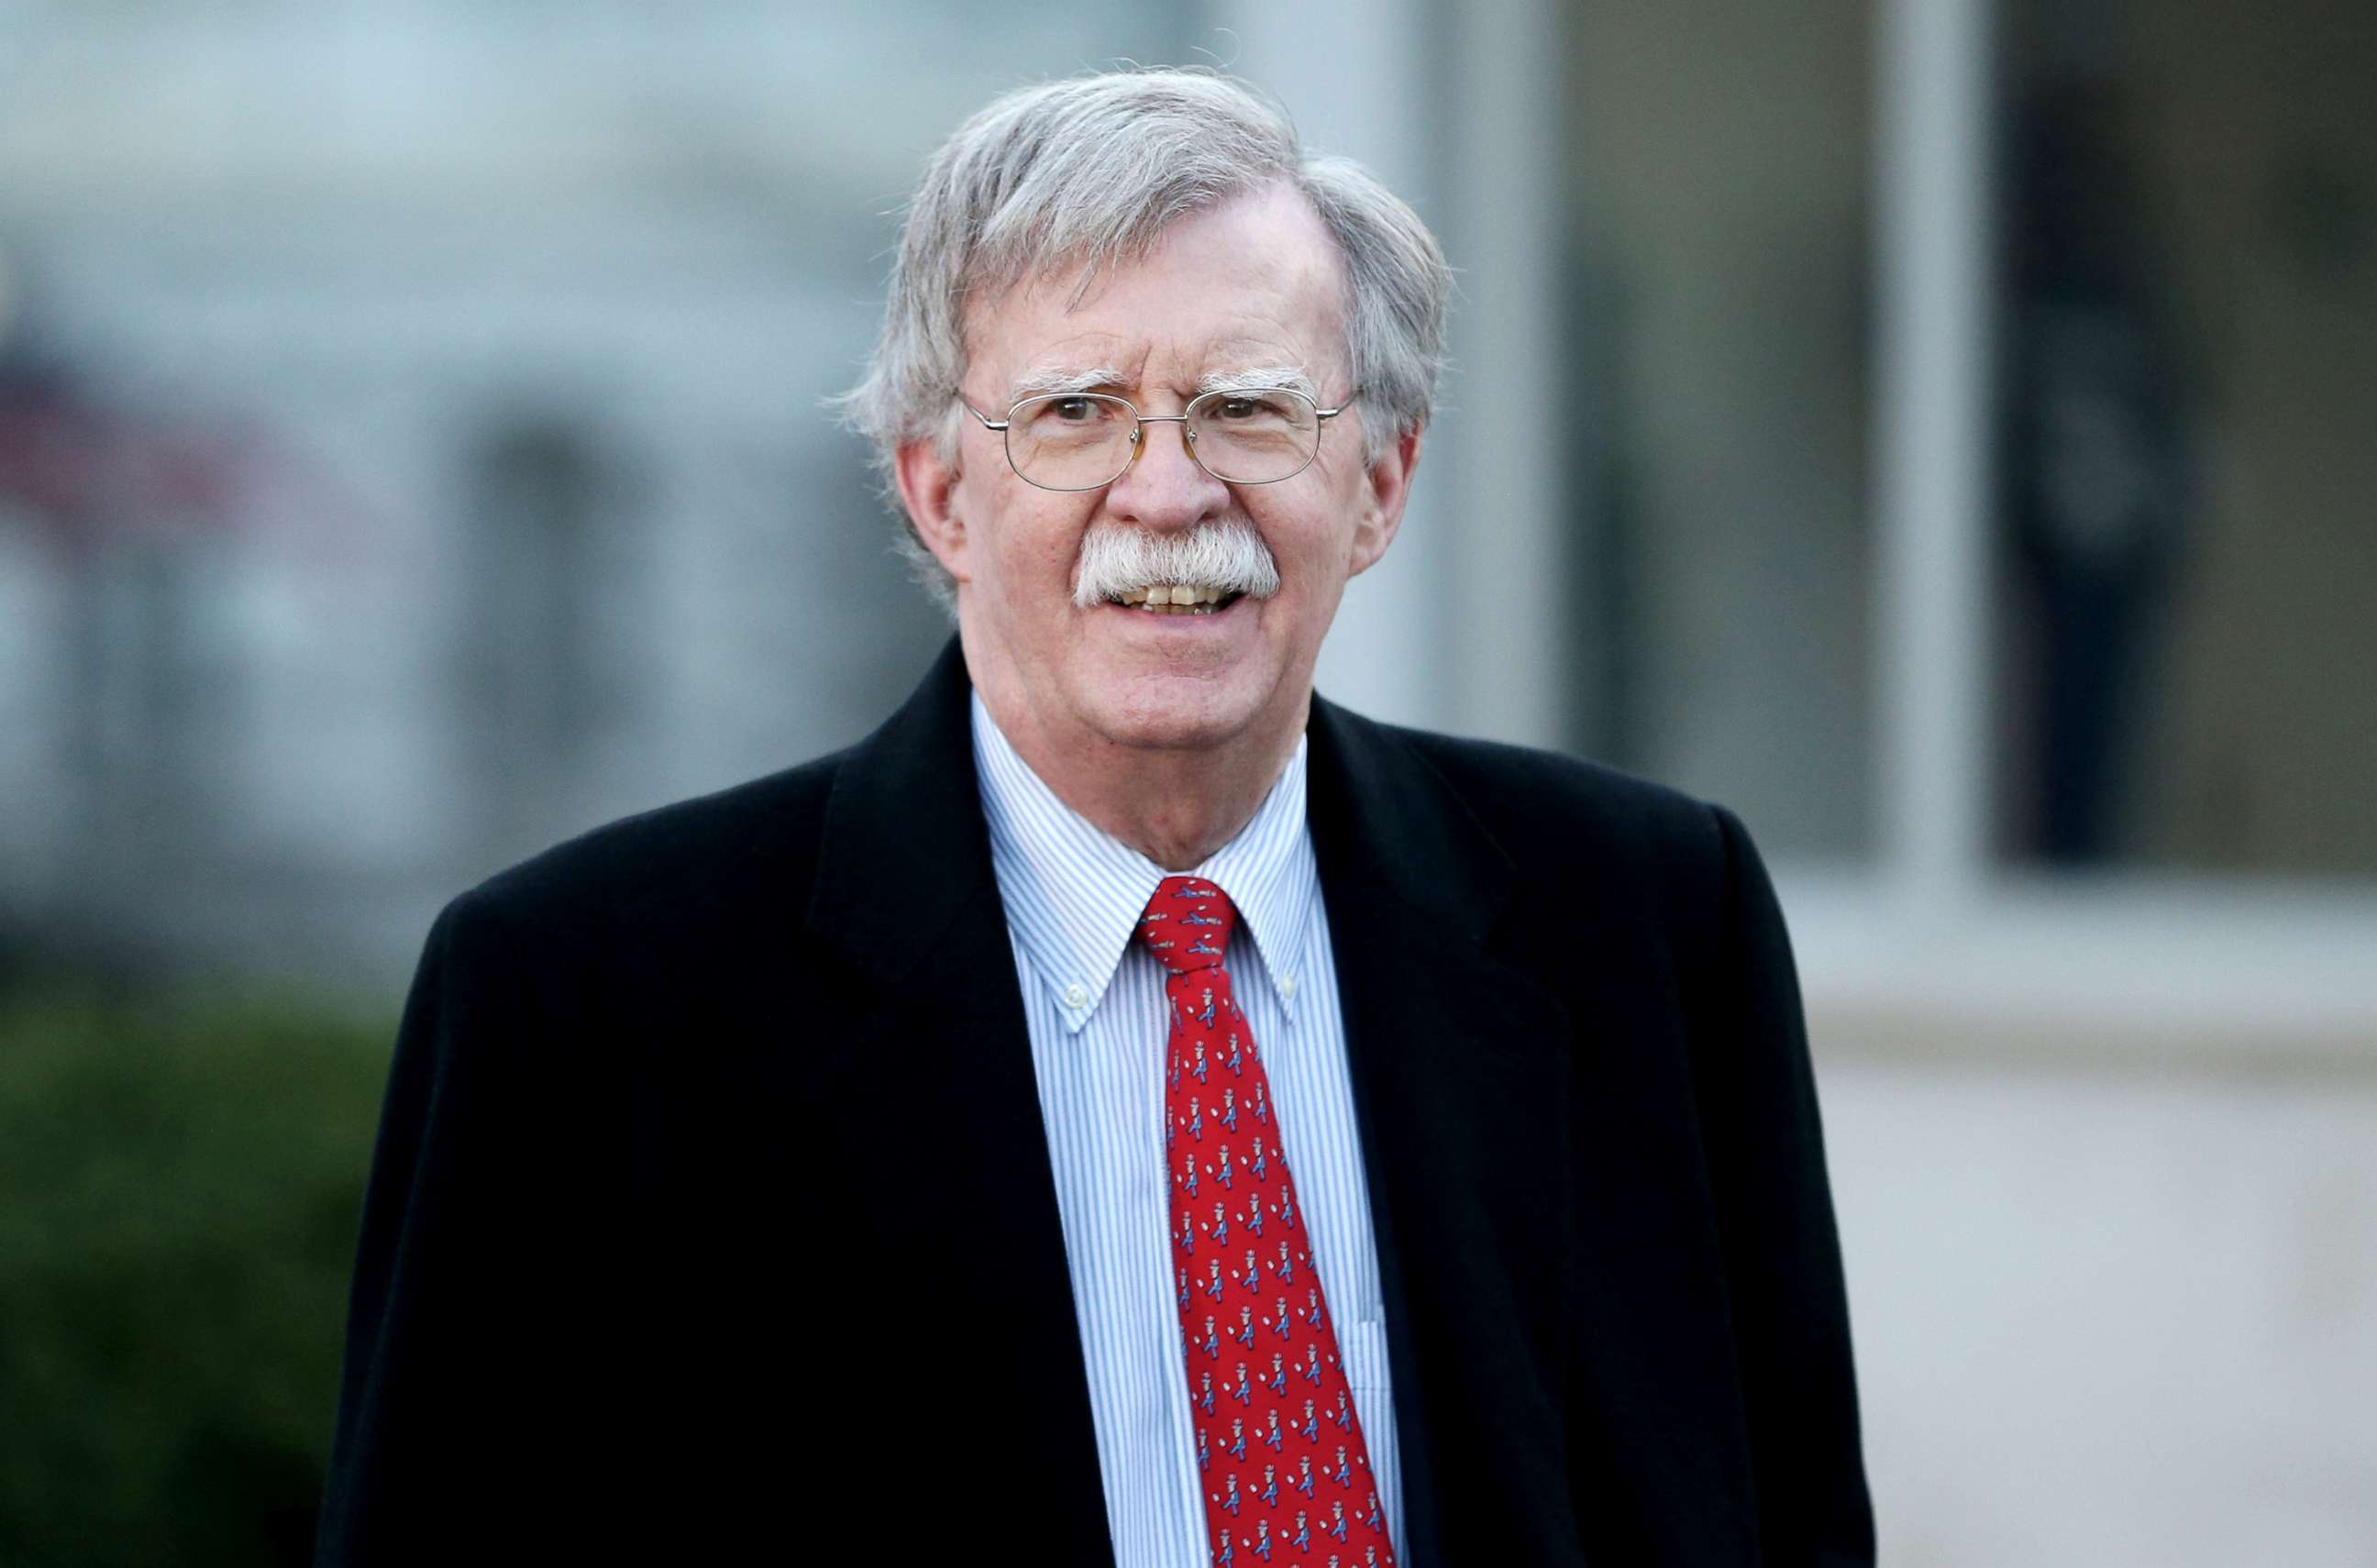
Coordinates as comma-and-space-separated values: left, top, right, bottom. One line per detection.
1279, 975, 1299, 1000
1063, 983, 1089, 1010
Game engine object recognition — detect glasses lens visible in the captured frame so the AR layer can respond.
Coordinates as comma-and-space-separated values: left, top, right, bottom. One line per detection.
1005, 393, 1137, 490
1188, 390, 1321, 483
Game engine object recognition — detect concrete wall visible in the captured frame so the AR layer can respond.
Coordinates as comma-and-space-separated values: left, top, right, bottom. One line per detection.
1820, 1045, 2377, 1563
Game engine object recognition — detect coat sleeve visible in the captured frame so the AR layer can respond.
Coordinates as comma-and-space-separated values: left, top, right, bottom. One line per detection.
1695, 804, 1876, 1566
315, 889, 596, 1564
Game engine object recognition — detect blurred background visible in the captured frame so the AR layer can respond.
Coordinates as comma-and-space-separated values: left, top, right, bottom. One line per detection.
1, 0, 2370, 1562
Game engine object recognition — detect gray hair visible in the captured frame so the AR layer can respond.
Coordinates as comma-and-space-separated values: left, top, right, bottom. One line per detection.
835, 67, 1452, 606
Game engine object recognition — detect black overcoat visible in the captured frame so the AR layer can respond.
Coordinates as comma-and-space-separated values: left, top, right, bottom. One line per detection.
317, 637, 1874, 1565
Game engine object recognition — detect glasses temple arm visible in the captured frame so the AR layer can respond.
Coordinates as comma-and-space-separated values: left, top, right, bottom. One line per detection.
956, 397, 1009, 432
1314, 388, 1360, 421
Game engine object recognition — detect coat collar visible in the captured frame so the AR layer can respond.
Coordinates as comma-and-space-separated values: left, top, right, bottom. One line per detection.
805, 635, 1524, 982
805, 635, 996, 987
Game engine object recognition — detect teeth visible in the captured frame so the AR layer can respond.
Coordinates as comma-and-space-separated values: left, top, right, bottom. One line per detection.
1111, 583, 1229, 608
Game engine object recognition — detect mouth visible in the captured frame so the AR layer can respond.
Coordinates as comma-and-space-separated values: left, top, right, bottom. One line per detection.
1105, 583, 1249, 617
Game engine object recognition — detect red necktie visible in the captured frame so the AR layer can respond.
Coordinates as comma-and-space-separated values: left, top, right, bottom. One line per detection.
1140, 875, 1396, 1568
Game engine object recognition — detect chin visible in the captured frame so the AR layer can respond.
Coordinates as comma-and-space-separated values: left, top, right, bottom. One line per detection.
1085, 673, 1271, 753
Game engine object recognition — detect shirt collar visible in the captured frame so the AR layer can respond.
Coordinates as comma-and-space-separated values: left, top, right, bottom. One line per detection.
971, 690, 1318, 1035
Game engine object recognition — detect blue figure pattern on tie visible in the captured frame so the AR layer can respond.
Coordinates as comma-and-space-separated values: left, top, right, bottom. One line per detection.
1143, 875, 1395, 1567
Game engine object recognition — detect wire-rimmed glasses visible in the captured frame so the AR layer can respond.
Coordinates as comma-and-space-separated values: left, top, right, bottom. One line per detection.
956, 388, 1357, 491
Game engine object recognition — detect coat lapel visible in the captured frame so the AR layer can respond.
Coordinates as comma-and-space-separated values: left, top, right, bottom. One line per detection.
1307, 697, 1582, 1563
803, 639, 1116, 1566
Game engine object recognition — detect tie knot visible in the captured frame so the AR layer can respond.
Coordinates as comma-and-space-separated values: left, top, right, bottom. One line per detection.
1136, 876, 1239, 974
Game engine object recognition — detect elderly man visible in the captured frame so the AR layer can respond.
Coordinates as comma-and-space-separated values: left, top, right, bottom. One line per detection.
318, 69, 1873, 1567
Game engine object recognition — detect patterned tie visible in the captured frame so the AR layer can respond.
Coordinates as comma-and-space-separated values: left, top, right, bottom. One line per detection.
1139, 875, 1396, 1568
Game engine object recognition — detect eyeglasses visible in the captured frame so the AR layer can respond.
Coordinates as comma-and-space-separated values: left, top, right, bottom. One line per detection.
956, 387, 1357, 491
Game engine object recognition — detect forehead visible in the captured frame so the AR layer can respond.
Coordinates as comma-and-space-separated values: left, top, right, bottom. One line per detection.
965, 183, 1350, 388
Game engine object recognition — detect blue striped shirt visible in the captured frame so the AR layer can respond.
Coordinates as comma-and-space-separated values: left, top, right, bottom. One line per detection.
971, 693, 1405, 1568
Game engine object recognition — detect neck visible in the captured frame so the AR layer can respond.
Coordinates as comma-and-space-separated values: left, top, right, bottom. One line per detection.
967, 652, 1304, 873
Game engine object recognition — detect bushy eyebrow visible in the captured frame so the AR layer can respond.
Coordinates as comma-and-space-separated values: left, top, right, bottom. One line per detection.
1010, 363, 1128, 399
1004, 362, 1321, 403
1197, 366, 1318, 399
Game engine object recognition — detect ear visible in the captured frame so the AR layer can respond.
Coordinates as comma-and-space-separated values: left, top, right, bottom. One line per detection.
1345, 425, 1422, 579
894, 435, 971, 583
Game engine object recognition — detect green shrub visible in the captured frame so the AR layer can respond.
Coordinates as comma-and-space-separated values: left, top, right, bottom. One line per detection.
0, 986, 392, 1568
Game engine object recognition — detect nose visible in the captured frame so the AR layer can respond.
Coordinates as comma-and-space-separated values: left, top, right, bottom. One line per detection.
1102, 414, 1231, 528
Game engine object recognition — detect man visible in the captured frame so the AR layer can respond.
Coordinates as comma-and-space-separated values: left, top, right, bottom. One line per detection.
317, 69, 1874, 1565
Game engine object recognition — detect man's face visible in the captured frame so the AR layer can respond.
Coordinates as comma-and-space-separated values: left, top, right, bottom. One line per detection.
898, 182, 1418, 762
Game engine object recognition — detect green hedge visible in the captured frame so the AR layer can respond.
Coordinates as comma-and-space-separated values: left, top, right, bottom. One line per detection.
0, 987, 392, 1568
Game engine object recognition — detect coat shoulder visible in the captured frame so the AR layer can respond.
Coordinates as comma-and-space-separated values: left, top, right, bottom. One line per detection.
1362, 716, 1734, 880
1317, 710, 1763, 976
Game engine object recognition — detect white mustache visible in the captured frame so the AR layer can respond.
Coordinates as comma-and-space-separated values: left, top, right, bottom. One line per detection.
1070, 520, 1282, 609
